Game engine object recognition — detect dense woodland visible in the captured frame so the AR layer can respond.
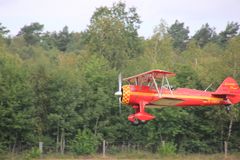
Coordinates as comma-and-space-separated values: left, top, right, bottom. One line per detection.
0, 2, 240, 155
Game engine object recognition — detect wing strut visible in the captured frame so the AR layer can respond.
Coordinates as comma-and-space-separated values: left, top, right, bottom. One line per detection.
151, 74, 161, 97
160, 75, 174, 96
160, 75, 165, 97
165, 76, 173, 95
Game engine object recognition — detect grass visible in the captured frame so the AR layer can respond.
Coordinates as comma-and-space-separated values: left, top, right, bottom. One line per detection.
1, 152, 240, 160
107, 151, 240, 160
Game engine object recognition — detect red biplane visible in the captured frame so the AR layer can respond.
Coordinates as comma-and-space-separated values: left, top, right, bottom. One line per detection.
115, 70, 240, 125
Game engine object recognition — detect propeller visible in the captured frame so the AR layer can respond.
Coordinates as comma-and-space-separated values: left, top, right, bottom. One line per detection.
115, 73, 122, 114
118, 97, 122, 114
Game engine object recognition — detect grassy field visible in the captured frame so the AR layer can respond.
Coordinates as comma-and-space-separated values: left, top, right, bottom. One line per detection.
1, 152, 240, 160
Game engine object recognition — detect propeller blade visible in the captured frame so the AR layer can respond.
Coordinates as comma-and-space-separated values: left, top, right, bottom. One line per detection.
114, 73, 122, 96
118, 73, 122, 92
119, 97, 122, 114
115, 73, 122, 114
114, 91, 122, 96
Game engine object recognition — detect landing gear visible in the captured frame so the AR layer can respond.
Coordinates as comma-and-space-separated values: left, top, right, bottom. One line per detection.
140, 120, 147, 124
129, 103, 155, 126
131, 119, 148, 126
225, 105, 232, 113
131, 119, 140, 126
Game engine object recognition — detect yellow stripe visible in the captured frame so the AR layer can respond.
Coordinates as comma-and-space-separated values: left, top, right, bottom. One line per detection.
130, 92, 223, 101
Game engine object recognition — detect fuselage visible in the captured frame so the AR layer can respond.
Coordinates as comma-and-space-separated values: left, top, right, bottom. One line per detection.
121, 85, 230, 107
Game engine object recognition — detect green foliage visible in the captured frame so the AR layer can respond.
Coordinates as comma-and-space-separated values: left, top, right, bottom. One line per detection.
157, 142, 177, 156
85, 2, 143, 69
24, 147, 41, 159
0, 143, 7, 154
0, 23, 9, 37
0, 48, 35, 151
0, 2, 240, 155
70, 129, 99, 155
174, 64, 202, 88
107, 146, 121, 154
18, 22, 44, 45
217, 22, 239, 46
193, 23, 216, 47
30, 147, 41, 158
168, 20, 189, 52
51, 26, 72, 52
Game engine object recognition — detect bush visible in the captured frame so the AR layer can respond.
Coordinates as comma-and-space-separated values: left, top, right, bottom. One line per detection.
108, 145, 121, 154
157, 142, 176, 156
24, 147, 41, 160
70, 129, 99, 155
0, 143, 6, 154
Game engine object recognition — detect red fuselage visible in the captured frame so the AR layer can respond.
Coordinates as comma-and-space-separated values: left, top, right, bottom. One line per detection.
121, 85, 230, 107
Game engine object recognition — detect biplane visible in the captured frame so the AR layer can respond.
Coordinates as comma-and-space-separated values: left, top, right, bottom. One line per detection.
115, 70, 240, 125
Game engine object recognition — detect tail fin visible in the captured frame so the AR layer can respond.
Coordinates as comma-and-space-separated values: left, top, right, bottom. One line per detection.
215, 77, 239, 94
214, 77, 240, 104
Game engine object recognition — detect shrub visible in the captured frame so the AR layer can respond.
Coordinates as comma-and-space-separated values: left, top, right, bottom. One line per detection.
70, 129, 99, 155
24, 147, 41, 160
157, 142, 176, 156
108, 145, 121, 154
0, 143, 6, 154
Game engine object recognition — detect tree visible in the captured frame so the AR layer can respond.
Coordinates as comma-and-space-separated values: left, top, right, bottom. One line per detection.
52, 26, 72, 52
39, 31, 57, 50
217, 22, 239, 46
78, 54, 116, 133
152, 19, 169, 40
85, 2, 143, 69
70, 129, 99, 155
29, 63, 51, 142
0, 23, 10, 37
168, 20, 189, 52
47, 69, 82, 153
193, 23, 216, 48
0, 49, 34, 152
66, 32, 86, 52
18, 22, 44, 45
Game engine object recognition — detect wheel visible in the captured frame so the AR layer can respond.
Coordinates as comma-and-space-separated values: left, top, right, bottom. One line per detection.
131, 120, 148, 126
140, 120, 147, 125
131, 119, 140, 126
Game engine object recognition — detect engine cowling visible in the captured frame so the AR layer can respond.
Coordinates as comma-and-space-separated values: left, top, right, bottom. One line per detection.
121, 85, 131, 105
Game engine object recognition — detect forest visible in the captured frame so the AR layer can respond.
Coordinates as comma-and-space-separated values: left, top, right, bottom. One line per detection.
0, 2, 240, 157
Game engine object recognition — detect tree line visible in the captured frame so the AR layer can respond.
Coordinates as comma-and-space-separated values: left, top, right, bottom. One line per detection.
0, 2, 240, 155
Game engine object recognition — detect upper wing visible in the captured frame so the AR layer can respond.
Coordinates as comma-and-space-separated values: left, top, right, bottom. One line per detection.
123, 69, 175, 83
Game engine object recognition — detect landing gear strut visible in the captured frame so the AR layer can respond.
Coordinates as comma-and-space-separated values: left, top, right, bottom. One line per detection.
225, 105, 232, 113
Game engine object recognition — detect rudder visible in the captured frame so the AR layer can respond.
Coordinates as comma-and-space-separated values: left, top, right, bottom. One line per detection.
214, 77, 240, 104
215, 77, 239, 94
